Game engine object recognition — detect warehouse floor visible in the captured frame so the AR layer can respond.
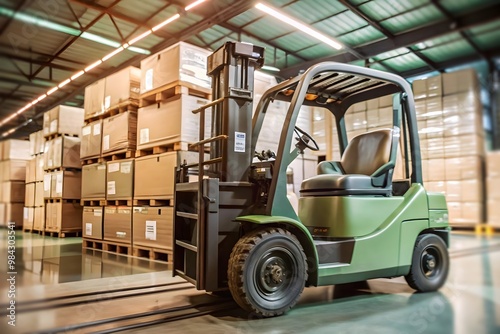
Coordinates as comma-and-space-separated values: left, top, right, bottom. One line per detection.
1, 230, 499, 333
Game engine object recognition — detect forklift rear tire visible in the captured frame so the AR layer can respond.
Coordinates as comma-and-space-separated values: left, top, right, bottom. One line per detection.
228, 227, 307, 317
405, 234, 449, 292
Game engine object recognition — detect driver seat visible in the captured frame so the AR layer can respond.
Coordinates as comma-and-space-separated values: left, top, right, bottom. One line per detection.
300, 128, 396, 197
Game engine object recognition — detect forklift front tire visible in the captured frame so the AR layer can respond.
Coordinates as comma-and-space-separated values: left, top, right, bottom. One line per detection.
405, 234, 449, 292
228, 227, 307, 317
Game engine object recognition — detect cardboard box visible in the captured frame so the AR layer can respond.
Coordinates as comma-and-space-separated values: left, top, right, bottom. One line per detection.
0, 203, 23, 227
378, 95, 393, 108
426, 181, 446, 194
102, 111, 137, 155
486, 151, 500, 178
29, 132, 37, 156
106, 159, 134, 199
80, 120, 102, 159
104, 66, 141, 108
444, 135, 484, 158
43, 105, 84, 137
427, 159, 445, 182
425, 97, 442, 119
82, 206, 103, 240
446, 202, 461, 224
412, 79, 427, 100
26, 158, 37, 183
461, 202, 483, 224
25, 182, 35, 206
34, 206, 45, 231
84, 78, 106, 119
425, 117, 444, 138
45, 136, 81, 170
45, 201, 82, 232
445, 181, 461, 202
51, 170, 82, 199
426, 74, 442, 98
2, 181, 25, 203
134, 151, 199, 199
104, 206, 132, 243
487, 200, 500, 226
35, 154, 44, 182
461, 179, 483, 203
352, 101, 366, 112
487, 177, 500, 201
445, 156, 483, 181
427, 137, 444, 159
2, 139, 30, 160
140, 42, 211, 94
23, 207, 34, 230
35, 181, 44, 207
133, 206, 173, 249
82, 163, 106, 199
43, 173, 52, 198
137, 94, 211, 150
443, 69, 479, 96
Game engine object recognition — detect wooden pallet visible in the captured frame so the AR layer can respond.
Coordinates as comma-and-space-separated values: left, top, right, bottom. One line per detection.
83, 239, 132, 256
473, 224, 499, 236
84, 99, 139, 123
23, 228, 33, 233
135, 142, 192, 157
43, 230, 81, 238
104, 199, 133, 206
132, 245, 172, 263
81, 157, 105, 166
45, 198, 81, 203
139, 81, 211, 108
44, 133, 80, 140
101, 149, 136, 161
44, 166, 82, 172
80, 199, 106, 206
132, 198, 173, 207
33, 229, 45, 235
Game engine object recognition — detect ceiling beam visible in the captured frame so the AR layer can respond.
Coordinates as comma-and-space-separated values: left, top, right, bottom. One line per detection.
400, 47, 500, 78
279, 2, 500, 78
0, 53, 84, 73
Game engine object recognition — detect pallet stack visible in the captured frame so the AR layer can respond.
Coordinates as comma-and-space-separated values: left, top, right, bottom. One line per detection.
0, 139, 30, 228
81, 66, 141, 256
414, 69, 485, 226
23, 131, 45, 232
131, 42, 212, 262
486, 151, 500, 228
42, 105, 84, 237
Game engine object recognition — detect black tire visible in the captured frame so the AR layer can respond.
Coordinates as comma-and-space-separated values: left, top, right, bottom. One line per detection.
228, 227, 307, 317
405, 234, 449, 292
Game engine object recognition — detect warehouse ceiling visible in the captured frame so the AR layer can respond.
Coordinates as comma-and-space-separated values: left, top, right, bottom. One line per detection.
0, 0, 499, 138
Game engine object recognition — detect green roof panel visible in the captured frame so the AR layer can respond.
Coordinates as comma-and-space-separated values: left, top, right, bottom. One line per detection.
338, 26, 385, 47
358, 0, 429, 21
380, 4, 444, 34
420, 40, 477, 62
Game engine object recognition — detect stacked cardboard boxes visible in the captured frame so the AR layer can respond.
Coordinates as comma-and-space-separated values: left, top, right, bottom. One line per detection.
43, 105, 84, 235
415, 69, 485, 226
24, 131, 45, 231
0, 139, 30, 228
486, 151, 500, 227
81, 66, 141, 243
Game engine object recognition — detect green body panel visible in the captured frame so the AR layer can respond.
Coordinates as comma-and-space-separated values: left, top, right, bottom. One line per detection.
397, 219, 429, 275
427, 192, 449, 229
299, 196, 404, 238
315, 184, 430, 286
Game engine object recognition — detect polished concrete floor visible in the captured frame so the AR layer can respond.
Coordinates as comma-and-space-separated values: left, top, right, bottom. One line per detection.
0, 229, 499, 333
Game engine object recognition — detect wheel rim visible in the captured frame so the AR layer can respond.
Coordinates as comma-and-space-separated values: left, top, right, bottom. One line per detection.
254, 247, 297, 302
420, 245, 441, 278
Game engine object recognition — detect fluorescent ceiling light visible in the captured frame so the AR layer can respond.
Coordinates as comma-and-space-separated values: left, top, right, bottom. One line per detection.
152, 14, 180, 32
185, 0, 206, 11
262, 65, 280, 72
0, 1, 211, 135
255, 2, 343, 50
0, 6, 149, 55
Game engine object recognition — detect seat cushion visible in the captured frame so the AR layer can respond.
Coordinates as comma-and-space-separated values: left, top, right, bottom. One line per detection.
300, 174, 391, 196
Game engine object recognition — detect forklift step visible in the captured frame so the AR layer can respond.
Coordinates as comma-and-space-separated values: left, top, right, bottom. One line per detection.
313, 239, 355, 265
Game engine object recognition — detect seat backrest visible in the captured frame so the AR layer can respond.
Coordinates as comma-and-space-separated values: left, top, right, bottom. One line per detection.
341, 129, 393, 175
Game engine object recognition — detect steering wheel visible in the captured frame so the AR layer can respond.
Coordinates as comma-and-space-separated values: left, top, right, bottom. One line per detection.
294, 126, 319, 151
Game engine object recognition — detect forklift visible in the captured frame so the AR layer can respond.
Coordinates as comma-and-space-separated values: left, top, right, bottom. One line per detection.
173, 42, 450, 317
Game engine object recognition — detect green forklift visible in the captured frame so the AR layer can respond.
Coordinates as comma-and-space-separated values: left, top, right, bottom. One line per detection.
173, 42, 450, 317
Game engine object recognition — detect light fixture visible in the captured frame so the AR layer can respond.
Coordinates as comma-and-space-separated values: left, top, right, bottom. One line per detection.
261, 65, 280, 72
185, 0, 206, 11
0, 0, 210, 136
0, 6, 149, 55
255, 2, 343, 50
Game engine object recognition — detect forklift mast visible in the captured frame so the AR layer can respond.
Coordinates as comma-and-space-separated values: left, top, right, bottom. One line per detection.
173, 42, 264, 292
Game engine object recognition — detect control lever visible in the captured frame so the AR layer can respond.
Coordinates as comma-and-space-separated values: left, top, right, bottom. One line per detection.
255, 149, 276, 161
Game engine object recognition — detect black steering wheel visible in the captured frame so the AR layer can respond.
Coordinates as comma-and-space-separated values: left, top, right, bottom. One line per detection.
294, 126, 319, 151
